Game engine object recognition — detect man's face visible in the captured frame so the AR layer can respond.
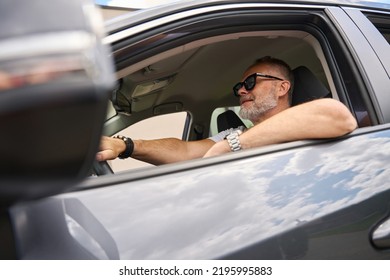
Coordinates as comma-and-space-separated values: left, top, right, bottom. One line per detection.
237, 64, 282, 123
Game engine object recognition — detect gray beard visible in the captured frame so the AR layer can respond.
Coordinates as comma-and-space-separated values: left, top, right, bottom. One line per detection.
239, 92, 278, 123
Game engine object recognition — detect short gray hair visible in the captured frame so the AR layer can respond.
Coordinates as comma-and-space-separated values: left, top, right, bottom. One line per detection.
252, 56, 294, 104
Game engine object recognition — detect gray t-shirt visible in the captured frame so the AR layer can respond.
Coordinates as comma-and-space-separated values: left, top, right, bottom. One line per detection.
208, 125, 246, 142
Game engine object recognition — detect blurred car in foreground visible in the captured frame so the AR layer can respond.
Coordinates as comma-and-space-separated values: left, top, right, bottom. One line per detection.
1, 0, 390, 259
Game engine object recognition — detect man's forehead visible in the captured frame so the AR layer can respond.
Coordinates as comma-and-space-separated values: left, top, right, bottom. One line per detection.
243, 63, 273, 77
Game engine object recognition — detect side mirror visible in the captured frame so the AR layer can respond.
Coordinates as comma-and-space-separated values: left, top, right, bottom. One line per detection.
0, 0, 115, 204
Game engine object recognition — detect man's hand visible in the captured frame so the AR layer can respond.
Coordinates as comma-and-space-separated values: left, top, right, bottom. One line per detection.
96, 136, 126, 161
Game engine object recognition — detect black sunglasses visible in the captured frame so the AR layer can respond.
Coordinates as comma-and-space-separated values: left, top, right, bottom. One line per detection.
233, 73, 284, 97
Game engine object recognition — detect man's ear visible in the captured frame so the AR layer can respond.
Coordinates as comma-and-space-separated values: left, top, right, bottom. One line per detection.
278, 80, 291, 97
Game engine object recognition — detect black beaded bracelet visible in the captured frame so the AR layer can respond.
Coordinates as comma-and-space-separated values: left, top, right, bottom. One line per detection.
113, 135, 134, 159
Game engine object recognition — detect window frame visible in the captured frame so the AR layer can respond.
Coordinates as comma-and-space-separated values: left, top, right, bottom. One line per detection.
332, 7, 390, 124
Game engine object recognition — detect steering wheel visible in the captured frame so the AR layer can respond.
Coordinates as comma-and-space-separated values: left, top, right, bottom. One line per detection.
92, 160, 114, 176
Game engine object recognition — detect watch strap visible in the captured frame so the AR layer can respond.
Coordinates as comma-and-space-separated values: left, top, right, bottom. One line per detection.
226, 130, 242, 152
113, 135, 134, 159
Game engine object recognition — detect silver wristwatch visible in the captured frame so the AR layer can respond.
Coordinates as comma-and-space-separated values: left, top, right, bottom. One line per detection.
226, 130, 242, 152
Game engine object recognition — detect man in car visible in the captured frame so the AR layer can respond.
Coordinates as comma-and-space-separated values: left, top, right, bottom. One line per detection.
96, 56, 357, 165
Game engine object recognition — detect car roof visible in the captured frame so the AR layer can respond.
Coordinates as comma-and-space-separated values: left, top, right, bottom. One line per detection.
104, 0, 390, 34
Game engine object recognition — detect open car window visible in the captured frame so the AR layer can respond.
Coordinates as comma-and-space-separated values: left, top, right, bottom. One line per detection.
107, 30, 333, 139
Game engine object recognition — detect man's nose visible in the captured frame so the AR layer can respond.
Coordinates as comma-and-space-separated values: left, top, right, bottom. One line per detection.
237, 86, 249, 96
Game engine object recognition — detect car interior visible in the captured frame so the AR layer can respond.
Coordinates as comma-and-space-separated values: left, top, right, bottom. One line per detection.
102, 30, 341, 172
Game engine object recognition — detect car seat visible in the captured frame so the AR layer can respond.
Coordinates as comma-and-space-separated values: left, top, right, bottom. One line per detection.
217, 109, 246, 132
291, 65, 331, 106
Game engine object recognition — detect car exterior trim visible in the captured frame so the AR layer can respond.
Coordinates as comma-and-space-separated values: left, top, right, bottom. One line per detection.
103, 3, 328, 45
343, 7, 390, 78
326, 7, 390, 124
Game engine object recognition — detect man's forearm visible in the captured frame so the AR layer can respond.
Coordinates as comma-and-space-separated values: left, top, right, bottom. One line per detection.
241, 98, 357, 149
203, 99, 357, 158
132, 138, 196, 165
97, 136, 215, 165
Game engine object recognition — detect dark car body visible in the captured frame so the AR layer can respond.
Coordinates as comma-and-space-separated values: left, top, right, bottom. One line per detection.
1, 0, 390, 259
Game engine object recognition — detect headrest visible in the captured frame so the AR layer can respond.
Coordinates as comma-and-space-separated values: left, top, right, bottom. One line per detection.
217, 110, 246, 132
291, 66, 330, 106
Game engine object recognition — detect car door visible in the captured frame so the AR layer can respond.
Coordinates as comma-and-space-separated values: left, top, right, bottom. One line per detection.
9, 1, 390, 259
